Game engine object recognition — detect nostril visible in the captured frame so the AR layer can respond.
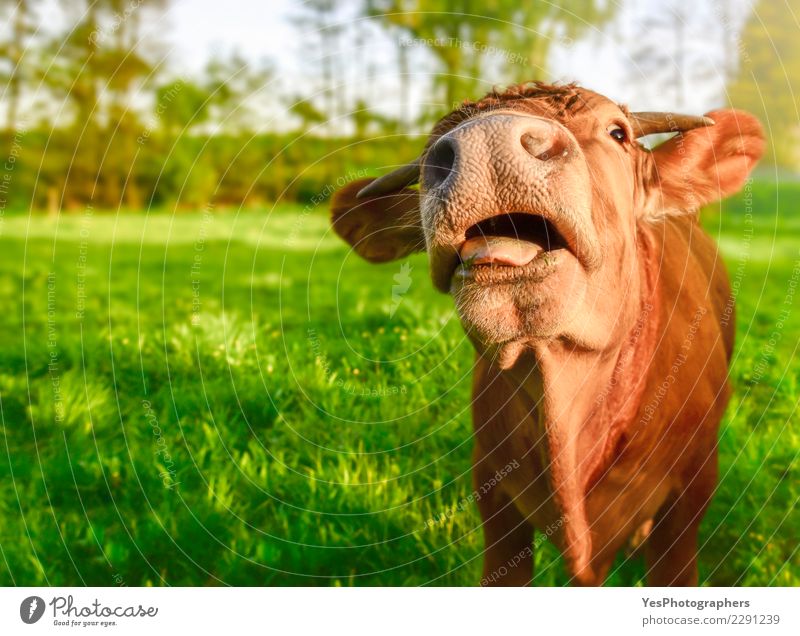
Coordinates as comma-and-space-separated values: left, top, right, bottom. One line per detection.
423, 137, 456, 189
521, 130, 568, 162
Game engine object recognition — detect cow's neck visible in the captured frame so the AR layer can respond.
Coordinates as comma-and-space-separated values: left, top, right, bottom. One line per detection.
498, 226, 661, 581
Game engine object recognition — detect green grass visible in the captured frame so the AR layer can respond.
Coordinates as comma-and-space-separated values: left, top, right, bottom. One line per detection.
0, 182, 798, 586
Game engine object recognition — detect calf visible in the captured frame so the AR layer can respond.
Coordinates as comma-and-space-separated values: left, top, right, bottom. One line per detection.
331, 83, 763, 586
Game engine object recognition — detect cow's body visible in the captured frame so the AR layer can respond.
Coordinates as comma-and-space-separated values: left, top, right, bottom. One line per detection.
331, 82, 763, 586
471, 215, 734, 585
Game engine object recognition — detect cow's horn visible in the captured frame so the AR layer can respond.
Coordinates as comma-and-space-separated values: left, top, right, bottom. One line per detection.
356, 158, 420, 198
630, 112, 715, 137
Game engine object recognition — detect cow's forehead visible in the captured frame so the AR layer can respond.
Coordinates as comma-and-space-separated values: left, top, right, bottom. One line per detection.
429, 83, 626, 145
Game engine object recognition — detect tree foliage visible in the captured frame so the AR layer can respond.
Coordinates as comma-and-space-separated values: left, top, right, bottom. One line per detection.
0, 0, 787, 212
728, 0, 800, 169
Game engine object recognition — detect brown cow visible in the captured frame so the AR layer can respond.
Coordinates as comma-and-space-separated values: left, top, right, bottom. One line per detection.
330, 83, 764, 586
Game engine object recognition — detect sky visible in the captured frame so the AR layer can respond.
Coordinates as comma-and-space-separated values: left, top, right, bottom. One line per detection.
165, 0, 300, 76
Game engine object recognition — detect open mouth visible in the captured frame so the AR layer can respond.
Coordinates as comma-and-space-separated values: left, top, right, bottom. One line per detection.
458, 212, 569, 269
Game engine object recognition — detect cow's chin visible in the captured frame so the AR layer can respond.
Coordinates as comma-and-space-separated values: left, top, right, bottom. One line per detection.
450, 251, 587, 364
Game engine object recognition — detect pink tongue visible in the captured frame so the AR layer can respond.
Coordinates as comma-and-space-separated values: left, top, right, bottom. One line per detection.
459, 236, 542, 267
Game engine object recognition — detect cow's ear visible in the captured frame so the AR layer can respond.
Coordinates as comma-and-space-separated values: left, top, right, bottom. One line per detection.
642, 109, 764, 219
331, 178, 425, 263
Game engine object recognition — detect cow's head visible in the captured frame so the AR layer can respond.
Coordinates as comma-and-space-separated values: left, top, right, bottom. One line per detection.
332, 83, 763, 361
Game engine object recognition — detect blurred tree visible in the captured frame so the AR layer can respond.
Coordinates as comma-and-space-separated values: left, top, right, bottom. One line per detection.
39, 1, 103, 207
156, 80, 211, 136
367, 0, 615, 111
147, 78, 215, 208
0, 0, 37, 133
41, 0, 169, 208
505, 1, 617, 81
289, 97, 328, 130
99, 0, 167, 208
155, 54, 274, 208
397, 29, 411, 128
351, 98, 398, 137
625, 1, 738, 112
728, 0, 800, 169
203, 53, 274, 134
368, 0, 499, 110
292, 0, 348, 134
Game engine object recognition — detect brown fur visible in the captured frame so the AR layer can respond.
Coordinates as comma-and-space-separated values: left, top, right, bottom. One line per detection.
330, 83, 764, 586
470, 216, 732, 585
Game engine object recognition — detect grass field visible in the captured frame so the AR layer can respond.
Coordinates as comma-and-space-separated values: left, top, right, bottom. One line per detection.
0, 181, 798, 586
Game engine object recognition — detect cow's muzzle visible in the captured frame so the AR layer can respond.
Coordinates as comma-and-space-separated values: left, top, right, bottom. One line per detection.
420, 111, 601, 293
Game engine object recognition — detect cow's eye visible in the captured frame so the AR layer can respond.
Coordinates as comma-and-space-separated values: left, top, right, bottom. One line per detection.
607, 124, 627, 143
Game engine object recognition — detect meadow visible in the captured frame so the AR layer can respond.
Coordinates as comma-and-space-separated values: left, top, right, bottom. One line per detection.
0, 180, 797, 586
